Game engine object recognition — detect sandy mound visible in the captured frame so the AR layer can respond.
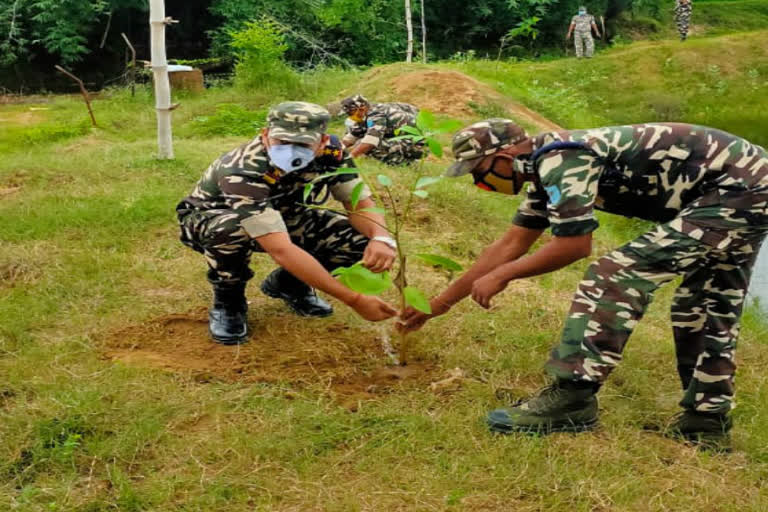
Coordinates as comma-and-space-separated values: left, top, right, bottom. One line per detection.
103, 309, 439, 409
367, 69, 562, 131
390, 70, 494, 117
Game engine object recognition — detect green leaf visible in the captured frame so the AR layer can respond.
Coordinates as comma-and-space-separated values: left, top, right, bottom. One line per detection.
303, 183, 313, 201
332, 263, 392, 295
416, 110, 436, 132
358, 207, 386, 214
404, 286, 431, 314
377, 174, 392, 187
414, 253, 463, 271
415, 176, 442, 189
436, 119, 463, 134
413, 190, 428, 198
350, 181, 366, 209
426, 137, 443, 157
395, 125, 423, 137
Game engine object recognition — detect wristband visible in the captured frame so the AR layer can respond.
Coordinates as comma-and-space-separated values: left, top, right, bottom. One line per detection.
371, 236, 397, 250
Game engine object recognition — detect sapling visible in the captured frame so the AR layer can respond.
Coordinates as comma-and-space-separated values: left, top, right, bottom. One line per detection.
302, 110, 463, 364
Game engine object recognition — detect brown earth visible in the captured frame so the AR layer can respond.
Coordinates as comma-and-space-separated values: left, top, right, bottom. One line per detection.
103, 308, 442, 409
346, 67, 562, 132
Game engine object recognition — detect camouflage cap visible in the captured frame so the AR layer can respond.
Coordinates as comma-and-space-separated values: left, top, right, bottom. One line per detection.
445, 119, 528, 177
267, 101, 330, 145
340, 94, 371, 115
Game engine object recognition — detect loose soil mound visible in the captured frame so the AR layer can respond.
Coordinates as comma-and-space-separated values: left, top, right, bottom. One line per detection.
104, 309, 440, 408
347, 67, 562, 131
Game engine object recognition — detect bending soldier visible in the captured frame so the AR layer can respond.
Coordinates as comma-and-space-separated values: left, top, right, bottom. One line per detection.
341, 94, 425, 166
177, 102, 398, 345
401, 119, 768, 448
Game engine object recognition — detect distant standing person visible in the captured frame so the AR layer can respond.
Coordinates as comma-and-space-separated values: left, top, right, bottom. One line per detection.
674, 0, 693, 41
567, 6, 601, 58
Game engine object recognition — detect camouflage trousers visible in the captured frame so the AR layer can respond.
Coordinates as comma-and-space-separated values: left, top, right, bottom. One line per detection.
546, 220, 766, 414
177, 205, 368, 284
675, 8, 692, 41
370, 138, 425, 166
574, 30, 595, 58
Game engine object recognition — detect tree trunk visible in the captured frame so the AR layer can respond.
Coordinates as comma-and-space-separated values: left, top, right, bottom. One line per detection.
420, 0, 427, 63
405, 0, 413, 63
149, 0, 174, 159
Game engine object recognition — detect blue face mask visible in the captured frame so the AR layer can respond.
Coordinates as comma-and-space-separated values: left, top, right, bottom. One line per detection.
579, 9, 586, 14
267, 144, 316, 173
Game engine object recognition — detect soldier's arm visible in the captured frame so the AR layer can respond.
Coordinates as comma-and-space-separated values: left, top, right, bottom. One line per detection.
257, 232, 396, 321
567, 20, 575, 38
429, 225, 545, 312
351, 110, 387, 157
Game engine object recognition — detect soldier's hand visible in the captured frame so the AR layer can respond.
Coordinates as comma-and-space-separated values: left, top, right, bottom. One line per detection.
397, 300, 452, 333
471, 274, 508, 309
349, 294, 397, 322
363, 240, 396, 273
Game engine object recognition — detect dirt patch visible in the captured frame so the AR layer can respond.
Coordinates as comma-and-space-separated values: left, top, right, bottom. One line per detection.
0, 109, 46, 126
384, 69, 562, 131
103, 309, 440, 407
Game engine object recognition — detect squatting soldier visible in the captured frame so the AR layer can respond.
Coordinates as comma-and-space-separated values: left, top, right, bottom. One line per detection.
674, 0, 693, 41
567, 6, 601, 58
177, 102, 398, 344
400, 119, 768, 447
340, 94, 425, 166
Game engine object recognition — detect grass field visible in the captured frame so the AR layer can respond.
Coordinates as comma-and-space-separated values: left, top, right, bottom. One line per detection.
2, 18, 768, 512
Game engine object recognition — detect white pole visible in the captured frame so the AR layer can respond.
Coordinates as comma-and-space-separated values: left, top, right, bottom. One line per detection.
149, 0, 174, 159
405, 0, 413, 63
420, 0, 427, 63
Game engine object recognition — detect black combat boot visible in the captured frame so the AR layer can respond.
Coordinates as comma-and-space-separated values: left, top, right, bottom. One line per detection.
260, 268, 333, 317
667, 410, 733, 451
209, 279, 249, 345
487, 379, 600, 434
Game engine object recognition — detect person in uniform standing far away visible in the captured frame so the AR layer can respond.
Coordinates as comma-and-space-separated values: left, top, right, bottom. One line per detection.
399, 119, 768, 449
176, 101, 398, 345
340, 94, 426, 166
567, 6, 601, 58
674, 0, 693, 41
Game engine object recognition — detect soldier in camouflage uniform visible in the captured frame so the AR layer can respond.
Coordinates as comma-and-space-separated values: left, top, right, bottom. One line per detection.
674, 0, 693, 41
340, 95, 425, 166
177, 101, 398, 344
567, 6, 601, 58
400, 118, 768, 446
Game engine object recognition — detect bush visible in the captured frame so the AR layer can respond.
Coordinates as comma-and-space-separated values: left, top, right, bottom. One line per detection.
191, 104, 267, 137
230, 18, 303, 95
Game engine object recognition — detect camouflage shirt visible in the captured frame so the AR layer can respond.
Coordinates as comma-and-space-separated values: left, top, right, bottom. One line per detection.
178, 135, 370, 238
348, 102, 419, 148
513, 123, 768, 237
571, 13, 596, 32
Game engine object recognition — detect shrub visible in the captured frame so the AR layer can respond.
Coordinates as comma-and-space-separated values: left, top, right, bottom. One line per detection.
230, 18, 302, 95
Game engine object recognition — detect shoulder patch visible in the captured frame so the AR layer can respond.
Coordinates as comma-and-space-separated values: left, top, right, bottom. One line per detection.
545, 185, 562, 205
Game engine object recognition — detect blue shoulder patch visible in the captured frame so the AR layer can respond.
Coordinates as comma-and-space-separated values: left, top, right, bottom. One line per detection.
545, 185, 561, 205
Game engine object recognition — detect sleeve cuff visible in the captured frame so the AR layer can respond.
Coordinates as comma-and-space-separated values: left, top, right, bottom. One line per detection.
513, 212, 550, 230
550, 219, 599, 237
240, 209, 288, 238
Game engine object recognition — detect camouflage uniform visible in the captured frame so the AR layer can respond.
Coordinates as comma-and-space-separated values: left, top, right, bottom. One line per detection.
674, 0, 693, 41
343, 100, 425, 166
571, 13, 596, 58
176, 106, 371, 287
512, 123, 768, 414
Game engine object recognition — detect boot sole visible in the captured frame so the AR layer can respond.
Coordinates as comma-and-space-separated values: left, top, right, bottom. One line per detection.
210, 330, 249, 346
488, 417, 598, 435
260, 282, 334, 318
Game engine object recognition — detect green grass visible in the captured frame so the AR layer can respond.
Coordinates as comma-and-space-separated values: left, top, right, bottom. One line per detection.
454, 30, 768, 147
3, 33, 768, 511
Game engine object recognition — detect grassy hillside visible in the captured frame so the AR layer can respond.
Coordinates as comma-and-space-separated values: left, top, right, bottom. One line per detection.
455, 30, 768, 146
2, 30, 768, 512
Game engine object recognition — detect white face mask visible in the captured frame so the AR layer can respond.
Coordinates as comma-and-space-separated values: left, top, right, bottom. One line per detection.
267, 144, 316, 173
345, 118, 358, 128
